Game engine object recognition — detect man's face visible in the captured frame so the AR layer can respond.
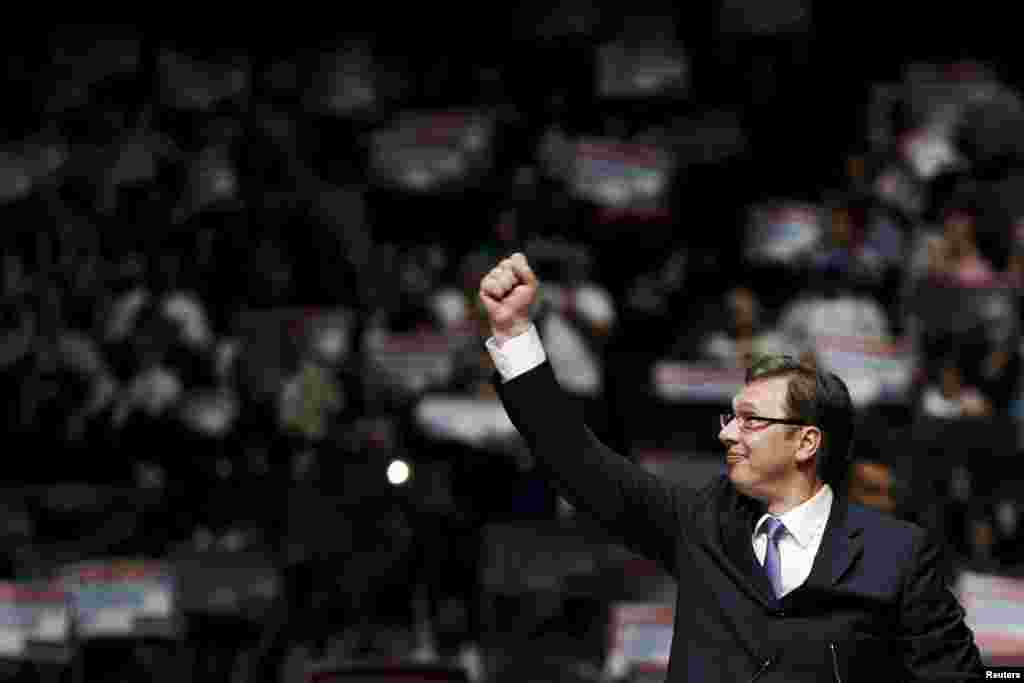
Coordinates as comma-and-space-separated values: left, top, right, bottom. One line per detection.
719, 376, 809, 501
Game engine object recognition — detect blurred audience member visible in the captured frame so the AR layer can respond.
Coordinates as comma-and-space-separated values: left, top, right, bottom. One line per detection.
8, 28, 1024, 681
810, 199, 888, 286
964, 505, 1001, 572
920, 357, 993, 419
848, 456, 898, 515
696, 285, 789, 366
928, 208, 999, 287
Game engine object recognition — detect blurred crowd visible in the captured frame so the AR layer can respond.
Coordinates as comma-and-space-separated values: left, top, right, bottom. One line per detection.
3, 13, 1024, 682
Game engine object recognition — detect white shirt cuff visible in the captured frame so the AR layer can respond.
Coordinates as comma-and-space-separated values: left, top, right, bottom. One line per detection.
485, 324, 547, 382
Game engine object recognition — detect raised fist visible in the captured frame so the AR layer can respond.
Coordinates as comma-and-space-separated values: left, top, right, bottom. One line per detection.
478, 252, 538, 344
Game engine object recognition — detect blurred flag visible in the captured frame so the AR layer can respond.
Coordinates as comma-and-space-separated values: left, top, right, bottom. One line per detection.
371, 110, 494, 193
744, 202, 822, 265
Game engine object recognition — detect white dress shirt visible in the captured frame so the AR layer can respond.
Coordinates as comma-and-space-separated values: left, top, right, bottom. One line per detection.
485, 324, 548, 382
485, 324, 835, 598
753, 484, 833, 597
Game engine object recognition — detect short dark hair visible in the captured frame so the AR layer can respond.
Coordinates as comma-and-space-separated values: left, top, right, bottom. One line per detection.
745, 354, 855, 485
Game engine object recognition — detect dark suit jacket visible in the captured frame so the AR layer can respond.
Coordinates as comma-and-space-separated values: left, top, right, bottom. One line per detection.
496, 362, 984, 682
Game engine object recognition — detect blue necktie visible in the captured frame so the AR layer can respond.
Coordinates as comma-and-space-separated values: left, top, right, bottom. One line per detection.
761, 516, 786, 598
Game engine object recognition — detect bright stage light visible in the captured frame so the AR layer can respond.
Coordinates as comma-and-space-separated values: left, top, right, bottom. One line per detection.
387, 459, 411, 486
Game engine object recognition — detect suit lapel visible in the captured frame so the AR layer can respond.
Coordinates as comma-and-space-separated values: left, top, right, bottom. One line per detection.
697, 483, 774, 606
688, 484, 779, 660
692, 483, 866, 660
720, 499, 776, 603
707, 487, 866, 603
803, 494, 864, 591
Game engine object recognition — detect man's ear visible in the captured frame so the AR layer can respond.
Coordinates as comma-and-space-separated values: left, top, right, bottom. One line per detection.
794, 426, 822, 465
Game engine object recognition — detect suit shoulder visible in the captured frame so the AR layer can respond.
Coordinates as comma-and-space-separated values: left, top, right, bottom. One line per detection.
846, 501, 928, 545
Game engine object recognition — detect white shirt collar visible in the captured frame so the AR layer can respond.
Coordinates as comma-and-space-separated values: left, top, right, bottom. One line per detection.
755, 483, 833, 548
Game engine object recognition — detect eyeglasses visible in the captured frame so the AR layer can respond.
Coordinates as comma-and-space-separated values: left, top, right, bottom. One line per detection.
719, 412, 814, 432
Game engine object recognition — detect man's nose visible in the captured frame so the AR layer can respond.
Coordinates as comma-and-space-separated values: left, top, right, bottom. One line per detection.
719, 421, 739, 448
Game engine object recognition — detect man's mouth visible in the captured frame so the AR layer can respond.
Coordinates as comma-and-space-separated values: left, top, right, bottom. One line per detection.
726, 452, 746, 464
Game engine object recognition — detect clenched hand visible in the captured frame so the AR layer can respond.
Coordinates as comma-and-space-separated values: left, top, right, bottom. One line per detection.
478, 252, 539, 345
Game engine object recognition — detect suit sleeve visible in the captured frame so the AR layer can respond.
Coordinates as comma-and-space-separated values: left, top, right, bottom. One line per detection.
897, 528, 984, 681
496, 361, 688, 576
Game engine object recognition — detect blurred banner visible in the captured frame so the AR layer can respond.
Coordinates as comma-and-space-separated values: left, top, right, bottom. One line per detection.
370, 110, 494, 193
812, 335, 915, 407
652, 341, 913, 408
363, 327, 476, 394
744, 202, 822, 266
603, 602, 674, 679
0, 581, 72, 663
415, 395, 518, 448
57, 559, 179, 640
597, 40, 688, 99
651, 363, 745, 403
956, 570, 1024, 666
569, 138, 674, 214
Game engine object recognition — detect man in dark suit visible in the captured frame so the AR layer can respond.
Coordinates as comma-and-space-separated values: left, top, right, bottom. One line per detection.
478, 253, 984, 682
